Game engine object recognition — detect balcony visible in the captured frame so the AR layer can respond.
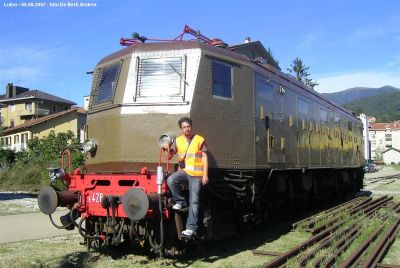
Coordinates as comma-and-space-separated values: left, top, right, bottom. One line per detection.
18, 108, 50, 118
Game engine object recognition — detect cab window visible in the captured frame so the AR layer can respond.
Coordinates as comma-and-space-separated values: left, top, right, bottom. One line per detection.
136, 57, 184, 100
212, 61, 232, 98
92, 62, 122, 105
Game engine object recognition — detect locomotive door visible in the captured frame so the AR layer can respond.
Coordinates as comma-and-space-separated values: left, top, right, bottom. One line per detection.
297, 97, 310, 166
255, 74, 283, 164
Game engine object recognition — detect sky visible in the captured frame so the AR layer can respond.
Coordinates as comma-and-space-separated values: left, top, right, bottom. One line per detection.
1, 0, 400, 106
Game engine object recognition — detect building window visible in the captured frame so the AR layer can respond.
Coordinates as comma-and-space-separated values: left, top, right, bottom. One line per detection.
9, 105, 15, 112
385, 133, 392, 141
10, 119, 14, 128
212, 61, 232, 98
14, 135, 19, 144
25, 102, 32, 110
22, 133, 28, 144
93, 62, 122, 105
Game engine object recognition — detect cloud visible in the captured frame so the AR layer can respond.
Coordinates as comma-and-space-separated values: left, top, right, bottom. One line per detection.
315, 71, 400, 93
347, 15, 400, 42
0, 66, 47, 84
299, 33, 320, 49
0, 44, 71, 86
389, 55, 400, 67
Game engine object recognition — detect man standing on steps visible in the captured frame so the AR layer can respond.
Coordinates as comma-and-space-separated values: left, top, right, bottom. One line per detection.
166, 117, 209, 238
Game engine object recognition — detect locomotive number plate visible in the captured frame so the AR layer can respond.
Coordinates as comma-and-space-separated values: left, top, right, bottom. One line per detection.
88, 192, 103, 203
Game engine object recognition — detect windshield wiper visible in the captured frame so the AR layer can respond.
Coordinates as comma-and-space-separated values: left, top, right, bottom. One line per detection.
169, 63, 189, 86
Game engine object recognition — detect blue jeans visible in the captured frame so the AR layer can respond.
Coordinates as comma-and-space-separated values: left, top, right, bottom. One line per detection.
167, 170, 201, 233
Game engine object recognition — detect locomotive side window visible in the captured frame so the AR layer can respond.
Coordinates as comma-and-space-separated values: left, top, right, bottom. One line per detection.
136, 57, 184, 99
92, 62, 122, 105
298, 98, 309, 117
320, 108, 328, 125
256, 78, 273, 102
335, 115, 340, 126
348, 121, 353, 131
212, 61, 232, 98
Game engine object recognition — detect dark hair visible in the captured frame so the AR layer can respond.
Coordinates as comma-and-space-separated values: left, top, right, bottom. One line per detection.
178, 117, 192, 128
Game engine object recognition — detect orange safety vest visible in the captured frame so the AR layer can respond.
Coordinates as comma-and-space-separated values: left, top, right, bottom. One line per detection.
176, 135, 205, 177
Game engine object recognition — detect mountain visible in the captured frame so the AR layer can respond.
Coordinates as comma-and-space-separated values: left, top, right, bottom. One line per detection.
343, 91, 400, 122
321, 86, 400, 105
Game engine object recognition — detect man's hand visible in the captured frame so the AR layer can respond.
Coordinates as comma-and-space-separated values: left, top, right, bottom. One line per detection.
162, 147, 175, 160
202, 175, 209, 185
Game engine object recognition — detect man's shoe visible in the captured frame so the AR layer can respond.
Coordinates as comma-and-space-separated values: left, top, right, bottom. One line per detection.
182, 229, 196, 237
172, 203, 183, 210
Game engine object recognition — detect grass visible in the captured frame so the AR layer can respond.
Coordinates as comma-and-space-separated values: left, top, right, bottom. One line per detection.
392, 164, 400, 171
0, 223, 298, 268
383, 232, 400, 265
0, 235, 86, 268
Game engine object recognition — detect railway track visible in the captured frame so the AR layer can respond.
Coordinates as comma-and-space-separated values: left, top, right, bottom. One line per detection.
253, 195, 400, 267
364, 174, 400, 185
364, 173, 400, 193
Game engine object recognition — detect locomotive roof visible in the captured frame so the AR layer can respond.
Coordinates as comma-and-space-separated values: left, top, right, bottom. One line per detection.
96, 40, 359, 121
97, 40, 251, 66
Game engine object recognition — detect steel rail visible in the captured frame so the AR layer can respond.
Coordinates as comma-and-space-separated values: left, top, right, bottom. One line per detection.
257, 196, 400, 267
339, 225, 384, 268
360, 217, 400, 268
261, 219, 345, 268
315, 209, 388, 266
365, 175, 400, 184
376, 263, 400, 268
253, 250, 281, 256
299, 223, 358, 267
292, 197, 366, 230
321, 228, 361, 267
310, 196, 389, 235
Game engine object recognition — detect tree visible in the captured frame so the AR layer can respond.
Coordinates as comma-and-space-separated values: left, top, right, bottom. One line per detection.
287, 57, 319, 89
267, 47, 279, 66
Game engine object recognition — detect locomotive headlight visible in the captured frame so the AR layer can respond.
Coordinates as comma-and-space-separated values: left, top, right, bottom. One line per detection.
158, 133, 175, 149
47, 167, 65, 183
82, 139, 97, 153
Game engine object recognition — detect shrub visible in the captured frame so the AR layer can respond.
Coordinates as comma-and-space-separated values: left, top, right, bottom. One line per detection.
0, 147, 16, 166
0, 131, 85, 191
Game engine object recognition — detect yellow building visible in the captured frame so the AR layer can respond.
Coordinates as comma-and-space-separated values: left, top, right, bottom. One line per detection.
1, 107, 87, 151
0, 83, 76, 128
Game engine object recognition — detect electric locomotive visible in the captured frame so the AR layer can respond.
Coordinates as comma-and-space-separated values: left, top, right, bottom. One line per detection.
38, 26, 364, 255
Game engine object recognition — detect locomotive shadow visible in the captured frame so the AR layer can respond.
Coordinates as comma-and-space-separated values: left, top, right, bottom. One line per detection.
172, 193, 374, 266
57, 251, 89, 268
174, 221, 293, 266
0, 192, 37, 201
